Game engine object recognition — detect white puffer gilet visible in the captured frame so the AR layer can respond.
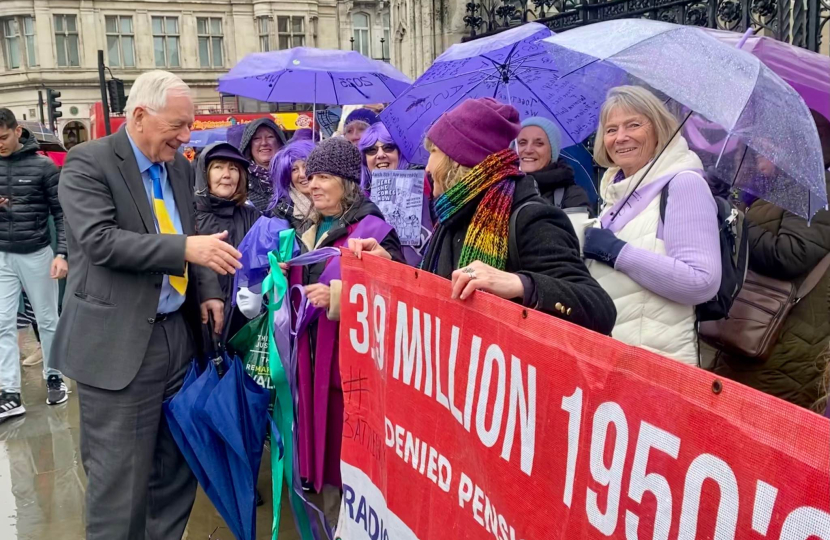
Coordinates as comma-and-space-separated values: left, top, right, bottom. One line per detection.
588, 137, 704, 365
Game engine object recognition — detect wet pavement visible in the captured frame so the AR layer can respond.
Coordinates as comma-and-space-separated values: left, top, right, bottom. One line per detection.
0, 331, 302, 540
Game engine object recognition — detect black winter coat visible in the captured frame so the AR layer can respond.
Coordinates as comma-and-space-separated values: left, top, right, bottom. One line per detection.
239, 118, 288, 214
194, 147, 262, 341
528, 159, 593, 216
0, 129, 65, 255
420, 175, 616, 335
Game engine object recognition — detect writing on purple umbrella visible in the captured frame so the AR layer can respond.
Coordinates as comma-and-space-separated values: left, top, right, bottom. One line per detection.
406, 97, 428, 112
338, 76, 375, 88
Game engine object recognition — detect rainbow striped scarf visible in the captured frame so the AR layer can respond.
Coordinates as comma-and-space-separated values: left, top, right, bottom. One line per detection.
433, 149, 522, 270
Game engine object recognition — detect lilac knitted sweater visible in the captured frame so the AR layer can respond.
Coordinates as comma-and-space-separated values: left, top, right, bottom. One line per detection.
613, 171, 722, 305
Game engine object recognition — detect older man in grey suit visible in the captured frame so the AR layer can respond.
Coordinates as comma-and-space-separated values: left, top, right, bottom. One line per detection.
54, 71, 242, 540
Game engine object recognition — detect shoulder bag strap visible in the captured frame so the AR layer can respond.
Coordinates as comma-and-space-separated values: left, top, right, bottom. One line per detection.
509, 201, 545, 270
553, 187, 565, 208
796, 252, 830, 299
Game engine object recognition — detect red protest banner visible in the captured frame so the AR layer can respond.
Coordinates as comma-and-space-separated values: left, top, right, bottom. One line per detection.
337, 253, 830, 540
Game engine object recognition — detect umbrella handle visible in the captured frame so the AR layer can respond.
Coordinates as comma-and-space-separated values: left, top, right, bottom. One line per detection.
206, 312, 225, 377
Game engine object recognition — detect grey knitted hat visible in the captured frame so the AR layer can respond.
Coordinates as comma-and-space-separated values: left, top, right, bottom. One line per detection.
305, 137, 362, 183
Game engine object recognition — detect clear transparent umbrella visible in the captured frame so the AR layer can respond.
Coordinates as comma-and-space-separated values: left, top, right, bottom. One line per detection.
542, 19, 827, 220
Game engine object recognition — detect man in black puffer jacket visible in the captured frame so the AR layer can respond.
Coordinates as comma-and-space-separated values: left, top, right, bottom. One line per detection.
0, 108, 68, 417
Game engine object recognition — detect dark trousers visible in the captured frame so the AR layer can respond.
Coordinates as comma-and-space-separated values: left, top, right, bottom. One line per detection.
77, 311, 196, 540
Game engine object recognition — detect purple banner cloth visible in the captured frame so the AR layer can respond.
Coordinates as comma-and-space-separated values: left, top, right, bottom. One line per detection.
290, 216, 394, 492
234, 216, 293, 296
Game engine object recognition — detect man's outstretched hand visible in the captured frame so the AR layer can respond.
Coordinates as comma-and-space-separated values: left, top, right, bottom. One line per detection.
185, 231, 242, 275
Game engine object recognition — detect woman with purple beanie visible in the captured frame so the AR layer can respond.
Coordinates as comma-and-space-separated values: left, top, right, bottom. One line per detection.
583, 86, 721, 365
348, 97, 616, 333
268, 140, 315, 231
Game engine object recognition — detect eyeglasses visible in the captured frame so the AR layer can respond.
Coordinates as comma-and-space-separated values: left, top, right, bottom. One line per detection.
363, 144, 398, 157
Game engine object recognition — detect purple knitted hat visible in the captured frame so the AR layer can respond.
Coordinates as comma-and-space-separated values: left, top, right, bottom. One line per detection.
426, 97, 521, 168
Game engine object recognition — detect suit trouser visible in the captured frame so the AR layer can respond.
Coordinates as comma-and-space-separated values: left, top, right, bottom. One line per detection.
0, 246, 61, 393
77, 311, 197, 540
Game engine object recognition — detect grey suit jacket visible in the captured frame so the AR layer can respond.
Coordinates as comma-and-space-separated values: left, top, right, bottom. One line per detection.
53, 128, 223, 391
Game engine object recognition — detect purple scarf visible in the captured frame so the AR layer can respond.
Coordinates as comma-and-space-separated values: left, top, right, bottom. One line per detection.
600, 169, 704, 237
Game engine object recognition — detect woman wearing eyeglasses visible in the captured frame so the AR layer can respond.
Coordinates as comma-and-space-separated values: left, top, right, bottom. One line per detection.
357, 122, 410, 191
358, 122, 434, 266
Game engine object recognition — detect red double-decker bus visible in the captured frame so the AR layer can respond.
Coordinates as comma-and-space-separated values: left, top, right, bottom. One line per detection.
89, 101, 314, 140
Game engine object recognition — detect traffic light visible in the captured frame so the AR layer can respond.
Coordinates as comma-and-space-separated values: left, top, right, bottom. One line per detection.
46, 88, 62, 132
107, 78, 126, 114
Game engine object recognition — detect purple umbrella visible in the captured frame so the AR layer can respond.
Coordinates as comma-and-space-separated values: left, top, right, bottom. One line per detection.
188, 126, 228, 148
218, 47, 411, 105
380, 22, 619, 165
705, 28, 830, 123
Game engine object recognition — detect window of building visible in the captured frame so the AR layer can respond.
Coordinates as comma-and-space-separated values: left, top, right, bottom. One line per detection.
152, 16, 180, 68
22, 17, 36, 67
382, 12, 391, 60
2, 18, 21, 69
352, 12, 370, 57
197, 17, 223, 68
105, 15, 135, 68
54, 14, 80, 67
257, 16, 271, 52
1, 16, 37, 69
277, 16, 304, 50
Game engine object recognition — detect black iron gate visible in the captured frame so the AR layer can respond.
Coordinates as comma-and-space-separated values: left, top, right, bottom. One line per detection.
463, 0, 830, 52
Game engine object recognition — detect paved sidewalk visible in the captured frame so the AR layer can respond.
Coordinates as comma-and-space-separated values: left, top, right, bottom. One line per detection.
0, 345, 301, 540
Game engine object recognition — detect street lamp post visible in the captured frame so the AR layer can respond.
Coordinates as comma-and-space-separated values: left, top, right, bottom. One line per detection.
350, 37, 355, 51
380, 37, 386, 61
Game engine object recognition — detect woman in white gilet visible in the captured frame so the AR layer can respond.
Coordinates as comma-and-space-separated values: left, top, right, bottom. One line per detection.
582, 86, 722, 365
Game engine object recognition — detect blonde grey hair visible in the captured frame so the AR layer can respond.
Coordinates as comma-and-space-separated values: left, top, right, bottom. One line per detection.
423, 138, 472, 192
593, 86, 679, 169
125, 70, 191, 121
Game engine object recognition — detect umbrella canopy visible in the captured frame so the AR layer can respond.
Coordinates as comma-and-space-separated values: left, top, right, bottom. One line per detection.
164, 355, 271, 540
199, 355, 271, 540
542, 19, 827, 219
188, 126, 228, 148
381, 22, 619, 164
218, 47, 412, 105
705, 28, 830, 123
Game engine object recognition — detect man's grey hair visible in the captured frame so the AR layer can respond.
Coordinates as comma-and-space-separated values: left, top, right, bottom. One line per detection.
125, 70, 191, 121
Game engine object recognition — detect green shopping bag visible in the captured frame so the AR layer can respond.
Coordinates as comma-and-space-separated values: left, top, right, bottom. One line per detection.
228, 313, 273, 411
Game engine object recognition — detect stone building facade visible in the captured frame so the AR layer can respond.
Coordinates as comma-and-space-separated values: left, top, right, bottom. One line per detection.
0, 0, 395, 144
389, 0, 465, 78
